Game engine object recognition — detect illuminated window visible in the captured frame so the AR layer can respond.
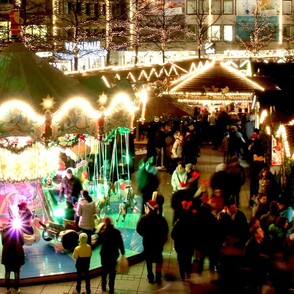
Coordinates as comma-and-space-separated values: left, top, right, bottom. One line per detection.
223, 0, 233, 14
0, 21, 9, 41
283, 1, 292, 14
210, 25, 220, 41
224, 25, 233, 41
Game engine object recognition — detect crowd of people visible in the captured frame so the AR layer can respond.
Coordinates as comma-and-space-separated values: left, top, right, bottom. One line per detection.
1, 106, 294, 294
139, 108, 294, 293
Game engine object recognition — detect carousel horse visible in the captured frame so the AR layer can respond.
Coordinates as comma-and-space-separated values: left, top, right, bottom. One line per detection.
97, 181, 114, 217
116, 180, 136, 222
23, 218, 42, 246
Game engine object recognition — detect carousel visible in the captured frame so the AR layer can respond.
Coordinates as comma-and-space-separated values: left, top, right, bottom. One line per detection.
0, 41, 144, 284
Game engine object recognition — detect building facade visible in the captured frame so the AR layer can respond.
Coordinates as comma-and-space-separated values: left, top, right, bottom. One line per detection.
0, 0, 293, 68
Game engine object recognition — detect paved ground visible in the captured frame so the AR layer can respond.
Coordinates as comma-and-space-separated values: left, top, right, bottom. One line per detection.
0, 145, 253, 294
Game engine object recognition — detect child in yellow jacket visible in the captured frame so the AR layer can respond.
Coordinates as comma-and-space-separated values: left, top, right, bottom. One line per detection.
73, 233, 92, 294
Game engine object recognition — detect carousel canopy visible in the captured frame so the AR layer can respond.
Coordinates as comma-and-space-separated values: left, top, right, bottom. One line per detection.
0, 41, 100, 114
0, 43, 138, 182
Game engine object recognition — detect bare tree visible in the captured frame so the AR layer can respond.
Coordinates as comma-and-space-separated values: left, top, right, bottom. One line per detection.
236, 11, 277, 56
186, 0, 222, 58
101, 0, 129, 66
128, 0, 153, 66
141, 0, 185, 63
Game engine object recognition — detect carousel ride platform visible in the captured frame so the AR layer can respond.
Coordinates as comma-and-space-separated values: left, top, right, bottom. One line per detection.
0, 181, 144, 286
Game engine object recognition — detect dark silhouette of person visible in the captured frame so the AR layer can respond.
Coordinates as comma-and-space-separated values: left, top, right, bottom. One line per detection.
1, 219, 25, 293
136, 200, 169, 284
97, 217, 125, 294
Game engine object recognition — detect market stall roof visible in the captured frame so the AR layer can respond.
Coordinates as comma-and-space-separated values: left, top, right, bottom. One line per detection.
0, 41, 100, 114
166, 60, 271, 94
160, 59, 279, 115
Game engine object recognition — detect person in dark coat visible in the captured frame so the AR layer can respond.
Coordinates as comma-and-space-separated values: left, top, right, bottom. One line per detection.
182, 124, 199, 165
195, 196, 222, 275
136, 200, 169, 284
59, 168, 83, 201
219, 198, 250, 248
171, 187, 195, 225
136, 156, 160, 214
171, 204, 198, 280
1, 220, 25, 293
96, 216, 125, 294
218, 199, 250, 293
225, 156, 246, 207
244, 226, 271, 292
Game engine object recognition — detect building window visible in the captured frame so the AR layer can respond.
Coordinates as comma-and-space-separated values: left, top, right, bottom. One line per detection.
85, 3, 91, 15
187, 24, 196, 41
0, 21, 9, 41
223, 0, 233, 14
198, 0, 209, 14
283, 25, 294, 38
210, 25, 220, 41
94, 3, 99, 17
187, 0, 196, 14
224, 25, 233, 41
283, 1, 292, 14
212, 0, 221, 14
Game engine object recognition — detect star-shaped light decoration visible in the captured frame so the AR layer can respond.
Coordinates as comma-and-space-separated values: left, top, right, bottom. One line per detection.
98, 93, 108, 105
40, 95, 56, 110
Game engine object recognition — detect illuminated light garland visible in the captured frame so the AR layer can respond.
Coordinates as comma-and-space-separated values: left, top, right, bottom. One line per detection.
52, 97, 101, 122
104, 93, 138, 117
101, 76, 111, 88
127, 72, 136, 83
0, 136, 35, 154
171, 63, 188, 75
150, 68, 159, 78
139, 88, 148, 121
0, 100, 44, 124
190, 60, 210, 73
260, 109, 268, 124
170, 61, 214, 89
220, 62, 265, 91
276, 124, 291, 158
266, 126, 271, 135
0, 143, 60, 182
138, 70, 149, 81
169, 60, 265, 93
224, 60, 239, 69
177, 98, 252, 104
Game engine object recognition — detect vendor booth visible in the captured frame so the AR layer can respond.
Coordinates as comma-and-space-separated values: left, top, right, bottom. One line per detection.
161, 59, 277, 117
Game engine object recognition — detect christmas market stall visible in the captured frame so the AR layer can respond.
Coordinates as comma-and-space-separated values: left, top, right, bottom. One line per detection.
161, 59, 278, 118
